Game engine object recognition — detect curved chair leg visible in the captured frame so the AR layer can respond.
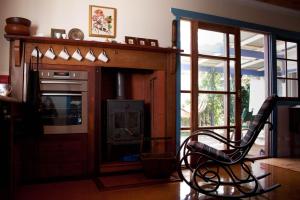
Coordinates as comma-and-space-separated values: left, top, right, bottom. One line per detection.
177, 158, 281, 199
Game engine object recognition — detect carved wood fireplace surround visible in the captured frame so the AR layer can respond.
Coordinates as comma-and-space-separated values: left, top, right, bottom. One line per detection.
5, 34, 178, 180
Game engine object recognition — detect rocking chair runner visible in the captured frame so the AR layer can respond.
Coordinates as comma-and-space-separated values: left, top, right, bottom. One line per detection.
176, 95, 280, 199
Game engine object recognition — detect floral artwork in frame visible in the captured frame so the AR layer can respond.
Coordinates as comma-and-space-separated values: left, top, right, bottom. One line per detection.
89, 5, 116, 38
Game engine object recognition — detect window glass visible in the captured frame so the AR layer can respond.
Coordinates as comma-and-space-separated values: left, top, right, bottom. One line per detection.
181, 56, 191, 90
229, 34, 235, 58
277, 79, 286, 97
198, 93, 225, 127
197, 129, 227, 150
181, 93, 191, 128
277, 60, 286, 77
287, 80, 298, 97
198, 29, 226, 57
198, 58, 226, 91
276, 40, 298, 97
276, 40, 286, 59
287, 42, 297, 60
230, 95, 235, 126
230, 60, 235, 92
287, 61, 298, 78
180, 20, 191, 54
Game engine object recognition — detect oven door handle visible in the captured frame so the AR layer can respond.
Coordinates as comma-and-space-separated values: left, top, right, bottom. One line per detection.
40, 80, 81, 85
41, 93, 82, 96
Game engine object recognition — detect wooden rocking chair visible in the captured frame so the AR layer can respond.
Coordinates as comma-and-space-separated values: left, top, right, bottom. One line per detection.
176, 95, 280, 199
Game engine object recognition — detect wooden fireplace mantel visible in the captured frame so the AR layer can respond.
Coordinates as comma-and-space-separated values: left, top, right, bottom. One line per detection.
5, 34, 178, 53
5, 34, 179, 71
5, 34, 178, 177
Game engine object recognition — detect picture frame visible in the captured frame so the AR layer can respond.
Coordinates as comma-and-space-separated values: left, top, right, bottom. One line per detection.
89, 5, 117, 38
51, 28, 66, 39
148, 39, 159, 47
125, 36, 137, 45
137, 38, 148, 46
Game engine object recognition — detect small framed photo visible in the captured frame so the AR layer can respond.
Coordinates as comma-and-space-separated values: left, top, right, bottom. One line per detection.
89, 5, 117, 38
148, 39, 159, 47
137, 38, 148, 46
125, 36, 137, 45
51, 28, 66, 39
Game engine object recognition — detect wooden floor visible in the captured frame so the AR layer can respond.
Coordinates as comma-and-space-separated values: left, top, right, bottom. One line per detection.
16, 159, 300, 200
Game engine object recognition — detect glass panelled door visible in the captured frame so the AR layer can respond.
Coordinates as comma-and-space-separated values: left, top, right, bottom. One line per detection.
240, 30, 269, 157
194, 22, 241, 150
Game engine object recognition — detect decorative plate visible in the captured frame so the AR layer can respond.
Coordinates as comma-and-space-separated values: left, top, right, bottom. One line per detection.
68, 28, 84, 40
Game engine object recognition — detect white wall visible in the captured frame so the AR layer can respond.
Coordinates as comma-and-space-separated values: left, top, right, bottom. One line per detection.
1, 0, 300, 75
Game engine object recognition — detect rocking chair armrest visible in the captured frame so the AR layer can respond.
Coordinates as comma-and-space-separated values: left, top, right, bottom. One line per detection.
265, 121, 274, 131
176, 130, 229, 158
229, 128, 251, 144
196, 129, 242, 144
186, 130, 241, 146
176, 129, 253, 159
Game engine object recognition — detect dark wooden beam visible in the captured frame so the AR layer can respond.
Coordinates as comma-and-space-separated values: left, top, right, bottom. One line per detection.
255, 0, 300, 11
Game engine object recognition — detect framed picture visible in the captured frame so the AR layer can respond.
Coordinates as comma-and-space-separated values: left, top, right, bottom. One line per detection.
148, 39, 159, 47
137, 38, 148, 46
125, 36, 137, 45
89, 5, 117, 38
51, 28, 66, 39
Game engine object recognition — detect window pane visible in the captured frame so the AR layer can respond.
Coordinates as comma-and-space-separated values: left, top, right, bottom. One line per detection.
229, 34, 235, 58
248, 130, 267, 157
180, 130, 190, 144
181, 56, 191, 90
230, 60, 235, 92
229, 128, 235, 150
180, 130, 191, 158
198, 94, 225, 127
197, 129, 227, 150
277, 79, 286, 97
241, 76, 251, 127
198, 29, 226, 56
230, 95, 235, 126
180, 20, 191, 54
181, 93, 191, 128
277, 59, 286, 77
287, 61, 298, 79
276, 40, 298, 98
276, 40, 286, 59
287, 80, 298, 97
198, 58, 226, 91
287, 42, 297, 60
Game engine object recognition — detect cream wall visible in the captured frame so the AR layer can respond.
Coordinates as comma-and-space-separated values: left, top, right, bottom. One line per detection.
1, 0, 300, 75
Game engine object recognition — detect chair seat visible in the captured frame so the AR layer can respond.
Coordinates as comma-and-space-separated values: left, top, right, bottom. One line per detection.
187, 141, 231, 162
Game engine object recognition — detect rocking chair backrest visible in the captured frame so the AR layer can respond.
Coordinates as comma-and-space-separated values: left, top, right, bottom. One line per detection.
241, 95, 278, 147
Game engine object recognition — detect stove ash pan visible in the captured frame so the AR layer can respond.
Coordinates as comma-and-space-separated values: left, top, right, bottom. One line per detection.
107, 99, 144, 145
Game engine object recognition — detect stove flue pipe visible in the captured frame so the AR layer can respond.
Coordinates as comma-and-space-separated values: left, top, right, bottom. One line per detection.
116, 72, 125, 99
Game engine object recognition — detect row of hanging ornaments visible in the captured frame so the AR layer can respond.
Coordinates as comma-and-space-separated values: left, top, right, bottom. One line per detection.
31, 47, 109, 63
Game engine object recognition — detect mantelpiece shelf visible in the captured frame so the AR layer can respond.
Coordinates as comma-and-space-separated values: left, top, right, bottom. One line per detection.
4, 34, 179, 53
5, 34, 179, 73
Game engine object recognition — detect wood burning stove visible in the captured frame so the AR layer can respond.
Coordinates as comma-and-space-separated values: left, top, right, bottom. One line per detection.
107, 99, 144, 144
105, 72, 144, 161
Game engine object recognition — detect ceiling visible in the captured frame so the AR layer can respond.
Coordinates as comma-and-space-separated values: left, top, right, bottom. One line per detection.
254, 0, 300, 11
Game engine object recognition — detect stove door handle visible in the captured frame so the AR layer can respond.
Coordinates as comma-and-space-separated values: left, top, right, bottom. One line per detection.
40, 80, 81, 85
124, 128, 134, 136
41, 93, 82, 96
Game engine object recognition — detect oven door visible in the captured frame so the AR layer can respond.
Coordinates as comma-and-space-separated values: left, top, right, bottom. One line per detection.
40, 80, 88, 134
40, 92, 88, 134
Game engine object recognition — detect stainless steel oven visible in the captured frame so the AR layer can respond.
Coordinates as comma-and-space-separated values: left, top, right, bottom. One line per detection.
39, 70, 88, 134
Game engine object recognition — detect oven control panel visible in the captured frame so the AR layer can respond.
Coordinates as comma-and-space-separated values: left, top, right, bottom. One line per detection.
39, 70, 88, 80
